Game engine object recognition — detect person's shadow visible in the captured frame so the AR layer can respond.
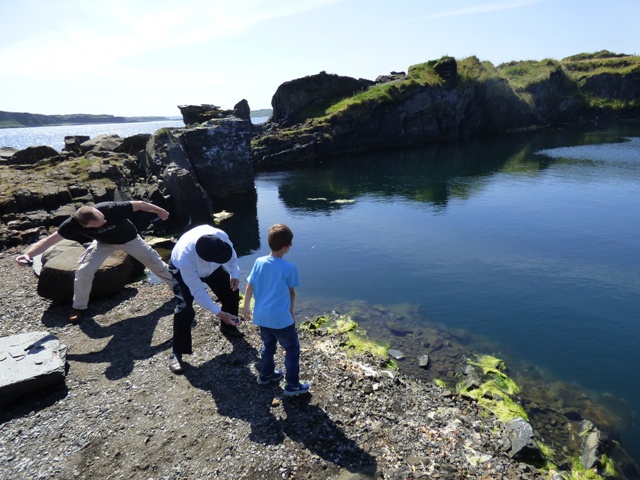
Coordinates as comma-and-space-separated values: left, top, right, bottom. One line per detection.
183, 337, 285, 445
184, 337, 378, 474
41, 288, 174, 380
282, 395, 378, 474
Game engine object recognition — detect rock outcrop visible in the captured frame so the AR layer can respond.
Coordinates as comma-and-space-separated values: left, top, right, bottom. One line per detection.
253, 53, 640, 169
270, 71, 374, 125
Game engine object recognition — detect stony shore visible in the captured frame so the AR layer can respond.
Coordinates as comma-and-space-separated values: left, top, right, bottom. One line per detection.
0, 246, 555, 480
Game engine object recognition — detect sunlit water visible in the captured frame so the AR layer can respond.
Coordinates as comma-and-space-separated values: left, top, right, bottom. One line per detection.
0, 116, 269, 151
5, 120, 640, 461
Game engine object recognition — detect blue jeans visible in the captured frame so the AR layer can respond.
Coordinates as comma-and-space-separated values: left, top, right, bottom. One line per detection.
259, 324, 300, 386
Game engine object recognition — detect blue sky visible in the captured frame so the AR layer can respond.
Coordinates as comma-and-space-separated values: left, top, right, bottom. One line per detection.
1, 0, 637, 117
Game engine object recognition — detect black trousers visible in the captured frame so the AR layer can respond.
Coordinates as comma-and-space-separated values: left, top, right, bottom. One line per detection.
170, 264, 239, 355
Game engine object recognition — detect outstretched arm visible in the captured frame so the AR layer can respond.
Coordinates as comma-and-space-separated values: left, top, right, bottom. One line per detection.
130, 201, 169, 221
15, 232, 64, 265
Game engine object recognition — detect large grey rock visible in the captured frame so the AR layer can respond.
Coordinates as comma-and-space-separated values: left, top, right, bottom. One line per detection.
179, 118, 254, 198
506, 417, 543, 462
0, 331, 67, 406
80, 134, 123, 154
36, 240, 133, 302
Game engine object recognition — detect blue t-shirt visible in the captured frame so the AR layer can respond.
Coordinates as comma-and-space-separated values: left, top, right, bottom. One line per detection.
247, 255, 299, 329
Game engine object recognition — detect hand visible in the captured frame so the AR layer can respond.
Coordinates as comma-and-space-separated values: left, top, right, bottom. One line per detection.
243, 309, 253, 322
15, 254, 33, 266
157, 208, 169, 221
217, 311, 239, 326
230, 278, 239, 292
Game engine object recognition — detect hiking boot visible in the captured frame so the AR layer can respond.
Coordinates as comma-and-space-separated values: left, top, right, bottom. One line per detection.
169, 353, 183, 374
257, 369, 284, 385
220, 323, 244, 338
283, 382, 310, 396
68, 309, 86, 323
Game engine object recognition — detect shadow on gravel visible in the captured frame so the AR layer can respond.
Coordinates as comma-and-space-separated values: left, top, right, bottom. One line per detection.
282, 395, 378, 474
59, 297, 175, 380
184, 337, 286, 445
184, 336, 378, 474
0, 382, 69, 424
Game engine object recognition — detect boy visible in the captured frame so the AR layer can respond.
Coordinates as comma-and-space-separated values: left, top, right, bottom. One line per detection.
243, 224, 308, 396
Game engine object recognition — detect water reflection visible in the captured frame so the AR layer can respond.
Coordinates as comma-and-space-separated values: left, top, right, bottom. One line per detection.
277, 134, 547, 213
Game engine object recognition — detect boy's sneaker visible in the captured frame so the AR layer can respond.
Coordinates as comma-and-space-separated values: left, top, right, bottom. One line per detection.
283, 382, 310, 396
257, 369, 284, 385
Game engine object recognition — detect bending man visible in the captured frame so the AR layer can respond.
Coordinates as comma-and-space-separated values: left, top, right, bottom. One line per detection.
168, 224, 242, 374
16, 200, 173, 322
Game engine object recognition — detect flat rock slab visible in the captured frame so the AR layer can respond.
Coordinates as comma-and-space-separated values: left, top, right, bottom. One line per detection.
0, 332, 67, 406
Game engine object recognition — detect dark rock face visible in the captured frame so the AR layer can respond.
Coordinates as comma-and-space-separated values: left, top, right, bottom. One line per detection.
270, 71, 374, 125
144, 129, 215, 230
63, 135, 90, 155
179, 118, 254, 198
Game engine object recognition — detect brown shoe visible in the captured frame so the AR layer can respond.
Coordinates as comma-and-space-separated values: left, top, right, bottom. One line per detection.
69, 309, 86, 323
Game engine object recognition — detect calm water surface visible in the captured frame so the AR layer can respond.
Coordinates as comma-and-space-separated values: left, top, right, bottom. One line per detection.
231, 125, 640, 461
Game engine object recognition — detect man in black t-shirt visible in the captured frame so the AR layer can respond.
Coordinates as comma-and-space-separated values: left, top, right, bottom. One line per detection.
16, 201, 173, 323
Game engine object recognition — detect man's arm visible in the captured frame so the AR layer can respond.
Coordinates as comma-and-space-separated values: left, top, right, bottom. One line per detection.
15, 232, 64, 265
130, 201, 169, 221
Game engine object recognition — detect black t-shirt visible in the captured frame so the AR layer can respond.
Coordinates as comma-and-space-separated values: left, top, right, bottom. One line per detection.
57, 202, 138, 244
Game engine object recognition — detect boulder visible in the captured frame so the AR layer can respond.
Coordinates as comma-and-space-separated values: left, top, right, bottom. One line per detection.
6, 145, 59, 166
63, 135, 90, 154
178, 104, 228, 125
118, 133, 151, 155
0, 331, 67, 406
232, 99, 251, 121
80, 134, 124, 154
0, 146, 18, 162
271, 71, 374, 125
36, 240, 134, 302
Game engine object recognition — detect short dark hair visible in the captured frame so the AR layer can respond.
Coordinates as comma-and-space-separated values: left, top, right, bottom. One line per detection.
76, 206, 100, 226
268, 224, 293, 251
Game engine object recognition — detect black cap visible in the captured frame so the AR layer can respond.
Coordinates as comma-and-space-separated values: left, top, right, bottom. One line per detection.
195, 234, 232, 263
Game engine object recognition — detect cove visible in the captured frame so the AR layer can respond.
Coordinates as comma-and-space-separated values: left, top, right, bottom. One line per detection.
228, 123, 640, 463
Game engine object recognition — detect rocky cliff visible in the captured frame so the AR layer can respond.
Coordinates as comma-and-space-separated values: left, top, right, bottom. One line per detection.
253, 51, 640, 169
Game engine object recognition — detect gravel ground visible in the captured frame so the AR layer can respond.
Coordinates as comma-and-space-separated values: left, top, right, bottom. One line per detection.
0, 246, 549, 480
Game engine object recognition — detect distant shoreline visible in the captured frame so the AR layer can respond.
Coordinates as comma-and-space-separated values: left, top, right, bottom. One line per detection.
0, 109, 272, 129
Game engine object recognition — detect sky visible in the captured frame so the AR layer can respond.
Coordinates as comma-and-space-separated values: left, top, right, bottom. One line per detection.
1, 0, 638, 117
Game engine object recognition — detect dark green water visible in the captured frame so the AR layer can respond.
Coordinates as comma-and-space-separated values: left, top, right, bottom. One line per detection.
229, 124, 640, 462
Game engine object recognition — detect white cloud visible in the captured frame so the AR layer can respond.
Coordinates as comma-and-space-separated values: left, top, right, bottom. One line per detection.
0, 0, 344, 77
